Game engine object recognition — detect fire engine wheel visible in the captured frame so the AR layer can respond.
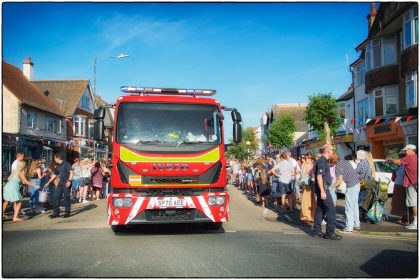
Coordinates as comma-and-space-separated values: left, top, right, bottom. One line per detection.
202, 222, 223, 230
111, 225, 126, 233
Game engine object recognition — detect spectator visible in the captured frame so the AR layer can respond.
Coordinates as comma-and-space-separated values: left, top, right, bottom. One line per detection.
387, 144, 418, 230
269, 154, 282, 206
90, 160, 104, 200
355, 150, 372, 181
312, 144, 341, 240
72, 158, 81, 202
45, 153, 74, 219
79, 158, 94, 203
27, 159, 45, 214
254, 159, 270, 207
270, 152, 293, 212
101, 160, 111, 198
300, 152, 316, 223
287, 151, 301, 203
3, 161, 40, 222
329, 153, 339, 207
331, 155, 361, 234
390, 153, 410, 224
11, 151, 25, 172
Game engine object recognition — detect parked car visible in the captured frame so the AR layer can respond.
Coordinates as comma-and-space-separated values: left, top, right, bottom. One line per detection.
336, 159, 398, 195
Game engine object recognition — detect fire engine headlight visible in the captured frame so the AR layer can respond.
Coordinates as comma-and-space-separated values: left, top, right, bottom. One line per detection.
114, 198, 132, 208
208, 196, 225, 206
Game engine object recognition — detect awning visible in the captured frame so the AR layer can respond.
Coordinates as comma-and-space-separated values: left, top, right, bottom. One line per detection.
43, 146, 53, 150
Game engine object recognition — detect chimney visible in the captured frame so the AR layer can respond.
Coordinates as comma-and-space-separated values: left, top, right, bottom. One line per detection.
23, 56, 34, 81
367, 2, 377, 33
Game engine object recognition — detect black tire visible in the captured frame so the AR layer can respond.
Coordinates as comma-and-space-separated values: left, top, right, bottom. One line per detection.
111, 225, 126, 233
202, 222, 223, 230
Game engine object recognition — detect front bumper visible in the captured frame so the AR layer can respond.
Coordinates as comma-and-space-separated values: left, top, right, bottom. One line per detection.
107, 192, 229, 225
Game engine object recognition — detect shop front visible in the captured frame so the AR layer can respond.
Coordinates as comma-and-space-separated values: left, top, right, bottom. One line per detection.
20, 136, 42, 160
2, 133, 17, 176
401, 119, 418, 147
366, 122, 405, 159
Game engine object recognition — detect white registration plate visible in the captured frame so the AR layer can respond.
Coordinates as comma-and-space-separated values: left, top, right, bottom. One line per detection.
156, 197, 186, 208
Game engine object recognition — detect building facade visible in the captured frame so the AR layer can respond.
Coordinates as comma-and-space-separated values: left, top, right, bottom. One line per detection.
351, 2, 418, 159
2, 59, 66, 172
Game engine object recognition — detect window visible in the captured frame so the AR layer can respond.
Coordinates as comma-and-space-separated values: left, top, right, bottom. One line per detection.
368, 92, 375, 117
403, 8, 419, 49
45, 116, 62, 133
73, 115, 86, 136
88, 120, 95, 139
27, 110, 37, 128
354, 63, 365, 87
357, 99, 369, 126
81, 95, 90, 110
369, 86, 399, 117
406, 72, 417, 108
365, 36, 397, 71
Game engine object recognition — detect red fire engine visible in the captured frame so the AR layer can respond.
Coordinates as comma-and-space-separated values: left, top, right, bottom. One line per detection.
94, 86, 242, 232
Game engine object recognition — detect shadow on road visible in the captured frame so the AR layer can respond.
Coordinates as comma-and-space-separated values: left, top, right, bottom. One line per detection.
113, 223, 226, 236
360, 249, 418, 277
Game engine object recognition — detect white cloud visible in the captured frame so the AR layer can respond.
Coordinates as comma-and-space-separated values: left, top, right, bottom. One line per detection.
95, 14, 191, 53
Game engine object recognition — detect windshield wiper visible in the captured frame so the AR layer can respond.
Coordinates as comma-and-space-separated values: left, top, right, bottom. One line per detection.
177, 141, 207, 147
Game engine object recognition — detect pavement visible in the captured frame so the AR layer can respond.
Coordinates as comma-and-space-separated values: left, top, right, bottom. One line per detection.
229, 185, 418, 239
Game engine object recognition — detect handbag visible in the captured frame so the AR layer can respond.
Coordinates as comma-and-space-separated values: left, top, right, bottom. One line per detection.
300, 174, 310, 186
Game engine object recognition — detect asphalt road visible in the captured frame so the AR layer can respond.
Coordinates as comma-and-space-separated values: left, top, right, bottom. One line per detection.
2, 186, 418, 278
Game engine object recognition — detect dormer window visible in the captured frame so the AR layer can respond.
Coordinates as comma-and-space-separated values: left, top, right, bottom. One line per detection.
365, 36, 397, 71
403, 8, 418, 50
81, 95, 90, 110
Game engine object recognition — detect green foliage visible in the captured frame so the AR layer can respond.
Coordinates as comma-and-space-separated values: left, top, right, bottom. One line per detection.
267, 114, 296, 149
226, 127, 258, 161
303, 93, 339, 140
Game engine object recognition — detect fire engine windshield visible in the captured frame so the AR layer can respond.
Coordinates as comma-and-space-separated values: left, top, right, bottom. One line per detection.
116, 103, 222, 151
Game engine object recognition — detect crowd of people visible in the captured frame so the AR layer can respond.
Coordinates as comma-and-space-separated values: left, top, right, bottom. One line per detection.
2, 151, 111, 222
227, 143, 418, 240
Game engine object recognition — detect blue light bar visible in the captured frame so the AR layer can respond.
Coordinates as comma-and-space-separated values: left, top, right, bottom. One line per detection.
120, 86, 216, 96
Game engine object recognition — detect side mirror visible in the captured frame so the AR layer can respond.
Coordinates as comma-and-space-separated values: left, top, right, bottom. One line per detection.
94, 120, 104, 141
231, 110, 242, 122
94, 107, 106, 120
233, 122, 242, 144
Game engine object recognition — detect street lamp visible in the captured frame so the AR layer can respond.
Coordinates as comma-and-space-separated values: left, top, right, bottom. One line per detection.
246, 141, 251, 160
93, 53, 129, 96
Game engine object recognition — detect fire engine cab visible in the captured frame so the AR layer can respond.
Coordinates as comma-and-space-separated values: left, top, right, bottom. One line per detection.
94, 86, 242, 232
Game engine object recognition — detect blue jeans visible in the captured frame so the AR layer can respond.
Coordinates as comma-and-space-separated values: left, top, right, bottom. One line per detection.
329, 187, 337, 204
345, 183, 361, 231
29, 178, 41, 207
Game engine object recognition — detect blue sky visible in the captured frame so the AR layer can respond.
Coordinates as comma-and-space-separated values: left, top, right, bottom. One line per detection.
3, 2, 371, 139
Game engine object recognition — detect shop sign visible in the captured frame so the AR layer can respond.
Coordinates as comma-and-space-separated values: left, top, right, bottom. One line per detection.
2, 134, 16, 146
402, 124, 417, 136
22, 138, 40, 147
374, 124, 391, 134
50, 141, 64, 148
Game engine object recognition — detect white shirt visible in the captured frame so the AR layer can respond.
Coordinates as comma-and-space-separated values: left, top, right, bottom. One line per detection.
11, 159, 20, 172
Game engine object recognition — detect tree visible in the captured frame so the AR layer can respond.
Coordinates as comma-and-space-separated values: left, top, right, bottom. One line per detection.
267, 114, 296, 150
303, 93, 339, 144
226, 127, 258, 161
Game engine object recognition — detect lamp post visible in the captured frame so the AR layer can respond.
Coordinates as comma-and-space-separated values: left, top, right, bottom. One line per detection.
93, 53, 129, 97
246, 140, 251, 160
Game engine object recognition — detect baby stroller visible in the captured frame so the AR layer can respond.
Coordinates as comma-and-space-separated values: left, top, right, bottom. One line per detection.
359, 179, 389, 224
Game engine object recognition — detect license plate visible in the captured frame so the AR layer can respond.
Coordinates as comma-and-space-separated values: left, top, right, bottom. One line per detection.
156, 197, 186, 208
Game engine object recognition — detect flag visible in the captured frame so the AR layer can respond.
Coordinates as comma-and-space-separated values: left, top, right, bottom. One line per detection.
344, 119, 348, 126
395, 117, 402, 123
366, 118, 372, 125
406, 115, 414, 122
384, 118, 391, 124
355, 129, 359, 134
374, 118, 381, 125
349, 127, 354, 133
350, 118, 355, 124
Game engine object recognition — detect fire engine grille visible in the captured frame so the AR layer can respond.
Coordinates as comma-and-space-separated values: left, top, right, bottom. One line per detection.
141, 176, 199, 185
146, 209, 195, 221
134, 188, 205, 197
